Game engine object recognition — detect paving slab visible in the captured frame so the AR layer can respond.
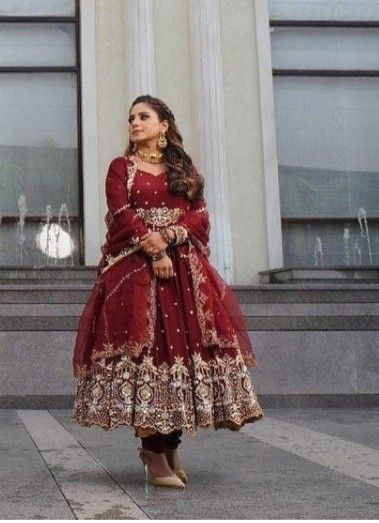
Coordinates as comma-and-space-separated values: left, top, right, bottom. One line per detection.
54, 407, 379, 520
0, 410, 74, 520
267, 407, 379, 450
1, 408, 378, 519
17, 410, 147, 520
242, 415, 379, 488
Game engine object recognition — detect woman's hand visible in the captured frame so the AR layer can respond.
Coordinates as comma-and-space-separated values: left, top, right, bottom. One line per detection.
151, 253, 174, 279
140, 230, 175, 278
140, 231, 168, 255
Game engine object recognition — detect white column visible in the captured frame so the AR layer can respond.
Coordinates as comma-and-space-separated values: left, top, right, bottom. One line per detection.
80, 0, 100, 265
254, 0, 284, 269
124, 0, 157, 100
188, 0, 234, 283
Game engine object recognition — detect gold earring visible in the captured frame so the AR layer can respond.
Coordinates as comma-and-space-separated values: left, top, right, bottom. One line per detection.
157, 132, 167, 149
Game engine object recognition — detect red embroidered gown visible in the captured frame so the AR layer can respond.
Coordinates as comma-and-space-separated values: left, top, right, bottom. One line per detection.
71, 154, 264, 437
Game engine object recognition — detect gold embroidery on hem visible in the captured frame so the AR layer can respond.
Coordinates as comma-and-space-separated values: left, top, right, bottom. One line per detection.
71, 350, 264, 436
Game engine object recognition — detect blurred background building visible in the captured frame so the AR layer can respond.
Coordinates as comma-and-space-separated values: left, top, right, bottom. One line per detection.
1, 0, 378, 283
0, 0, 378, 407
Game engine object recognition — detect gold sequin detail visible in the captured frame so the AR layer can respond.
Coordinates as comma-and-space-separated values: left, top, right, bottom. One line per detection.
170, 225, 189, 245
71, 350, 264, 436
100, 236, 141, 275
186, 242, 239, 349
135, 206, 185, 228
113, 203, 131, 217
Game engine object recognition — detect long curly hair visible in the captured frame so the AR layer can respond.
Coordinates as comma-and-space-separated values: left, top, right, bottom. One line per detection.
124, 94, 204, 202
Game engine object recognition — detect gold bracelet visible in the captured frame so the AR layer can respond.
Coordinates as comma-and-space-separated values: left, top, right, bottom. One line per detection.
159, 227, 176, 246
170, 227, 177, 244
169, 225, 187, 245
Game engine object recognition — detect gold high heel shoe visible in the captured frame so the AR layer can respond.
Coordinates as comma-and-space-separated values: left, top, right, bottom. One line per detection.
165, 449, 188, 483
138, 448, 186, 489
173, 467, 188, 484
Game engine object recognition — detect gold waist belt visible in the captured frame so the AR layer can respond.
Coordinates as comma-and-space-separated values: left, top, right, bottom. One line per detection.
135, 206, 185, 228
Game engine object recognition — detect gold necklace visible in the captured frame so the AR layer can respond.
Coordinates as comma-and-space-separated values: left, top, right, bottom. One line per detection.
137, 147, 164, 165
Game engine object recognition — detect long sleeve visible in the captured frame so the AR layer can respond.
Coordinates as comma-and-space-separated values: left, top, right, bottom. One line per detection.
99, 157, 151, 268
170, 193, 211, 257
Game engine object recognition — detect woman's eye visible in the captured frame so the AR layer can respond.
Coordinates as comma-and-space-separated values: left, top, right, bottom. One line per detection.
128, 115, 148, 122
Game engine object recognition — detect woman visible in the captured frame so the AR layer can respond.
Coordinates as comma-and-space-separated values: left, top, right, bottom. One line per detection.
71, 94, 264, 489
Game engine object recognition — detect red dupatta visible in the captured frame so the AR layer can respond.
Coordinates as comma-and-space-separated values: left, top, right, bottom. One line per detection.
72, 155, 258, 379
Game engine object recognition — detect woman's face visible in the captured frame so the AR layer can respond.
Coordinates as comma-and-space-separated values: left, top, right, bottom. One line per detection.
128, 102, 168, 147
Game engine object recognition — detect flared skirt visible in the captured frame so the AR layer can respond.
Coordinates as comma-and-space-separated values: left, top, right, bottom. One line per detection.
71, 244, 264, 437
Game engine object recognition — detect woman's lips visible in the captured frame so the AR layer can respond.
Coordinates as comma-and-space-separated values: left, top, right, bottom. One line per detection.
133, 130, 142, 134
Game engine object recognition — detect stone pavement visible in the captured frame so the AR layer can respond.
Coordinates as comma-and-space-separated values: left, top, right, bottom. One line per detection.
0, 408, 378, 519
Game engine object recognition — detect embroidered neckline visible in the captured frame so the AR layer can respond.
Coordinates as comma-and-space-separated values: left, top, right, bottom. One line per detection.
137, 168, 168, 177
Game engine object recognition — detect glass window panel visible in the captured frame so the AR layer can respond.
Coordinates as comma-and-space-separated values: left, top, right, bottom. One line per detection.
0, 23, 76, 67
0, 0, 75, 16
0, 73, 79, 218
280, 167, 379, 218
0, 73, 80, 267
0, 222, 80, 266
273, 77, 379, 218
282, 222, 378, 267
269, 0, 379, 21
271, 27, 379, 70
